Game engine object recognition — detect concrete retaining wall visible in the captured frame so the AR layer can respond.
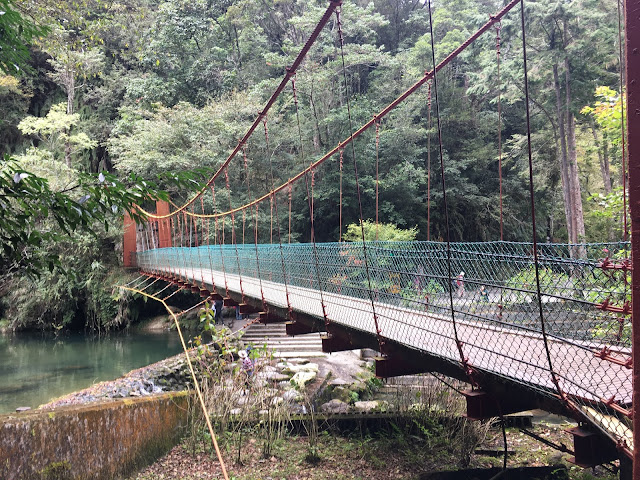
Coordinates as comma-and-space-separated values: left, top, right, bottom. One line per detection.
0, 391, 191, 480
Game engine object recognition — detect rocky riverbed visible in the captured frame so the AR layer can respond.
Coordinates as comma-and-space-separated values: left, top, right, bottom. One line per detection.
38, 330, 388, 416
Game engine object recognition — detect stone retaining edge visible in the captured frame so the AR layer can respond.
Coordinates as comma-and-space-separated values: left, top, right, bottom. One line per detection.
0, 391, 192, 480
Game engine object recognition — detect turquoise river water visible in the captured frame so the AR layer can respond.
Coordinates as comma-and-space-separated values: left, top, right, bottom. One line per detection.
0, 330, 186, 414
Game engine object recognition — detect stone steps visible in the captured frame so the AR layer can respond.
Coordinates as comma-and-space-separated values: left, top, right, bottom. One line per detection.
242, 322, 324, 359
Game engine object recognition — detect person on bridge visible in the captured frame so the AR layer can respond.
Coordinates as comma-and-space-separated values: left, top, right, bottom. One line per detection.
214, 299, 224, 324
479, 285, 489, 302
456, 272, 465, 297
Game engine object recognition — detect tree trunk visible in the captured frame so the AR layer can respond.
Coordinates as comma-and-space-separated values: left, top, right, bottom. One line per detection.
64, 74, 74, 168
565, 55, 585, 247
553, 63, 573, 243
589, 120, 612, 194
602, 134, 612, 194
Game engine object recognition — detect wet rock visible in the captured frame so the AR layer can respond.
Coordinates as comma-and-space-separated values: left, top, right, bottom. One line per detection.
257, 372, 290, 382
328, 378, 349, 387
359, 348, 378, 359
350, 380, 367, 394
283, 389, 302, 403
288, 358, 309, 364
275, 362, 291, 371
331, 386, 353, 404
286, 363, 319, 374
320, 399, 348, 414
291, 371, 316, 388
354, 401, 379, 412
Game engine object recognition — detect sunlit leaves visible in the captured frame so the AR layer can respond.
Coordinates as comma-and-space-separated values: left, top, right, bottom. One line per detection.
343, 220, 418, 242
0, 155, 166, 277
18, 103, 97, 165
581, 86, 624, 146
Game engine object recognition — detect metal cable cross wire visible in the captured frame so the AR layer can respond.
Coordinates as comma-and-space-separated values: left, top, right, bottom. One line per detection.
117, 283, 230, 480
427, 0, 475, 385
335, 4, 385, 355
264, 115, 294, 320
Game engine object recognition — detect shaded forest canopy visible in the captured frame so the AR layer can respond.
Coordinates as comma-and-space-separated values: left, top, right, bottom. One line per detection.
0, 0, 627, 330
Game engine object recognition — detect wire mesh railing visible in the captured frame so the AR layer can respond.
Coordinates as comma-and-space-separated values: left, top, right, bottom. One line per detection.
137, 240, 633, 454
138, 240, 630, 343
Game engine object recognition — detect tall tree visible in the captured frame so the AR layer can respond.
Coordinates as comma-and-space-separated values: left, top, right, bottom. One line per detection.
524, 0, 618, 247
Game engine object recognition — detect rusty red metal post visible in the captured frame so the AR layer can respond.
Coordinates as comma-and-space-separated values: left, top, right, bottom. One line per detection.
627, 0, 640, 475
156, 200, 172, 248
123, 212, 137, 267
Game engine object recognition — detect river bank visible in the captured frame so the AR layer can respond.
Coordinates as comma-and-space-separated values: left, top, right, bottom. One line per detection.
4, 320, 612, 480
0, 329, 187, 414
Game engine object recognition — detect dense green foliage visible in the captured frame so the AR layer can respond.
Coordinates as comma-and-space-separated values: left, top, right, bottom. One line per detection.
0, 0, 628, 330
343, 220, 418, 242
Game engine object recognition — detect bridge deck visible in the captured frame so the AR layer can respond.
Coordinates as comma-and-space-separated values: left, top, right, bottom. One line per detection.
162, 265, 630, 407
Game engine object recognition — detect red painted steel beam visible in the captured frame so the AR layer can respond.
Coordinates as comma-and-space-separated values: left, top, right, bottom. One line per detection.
374, 355, 431, 378
463, 390, 536, 420
259, 312, 286, 324
285, 321, 318, 336
627, 0, 640, 473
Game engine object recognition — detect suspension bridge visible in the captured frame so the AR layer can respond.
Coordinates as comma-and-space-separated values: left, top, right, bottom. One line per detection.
121, 0, 640, 476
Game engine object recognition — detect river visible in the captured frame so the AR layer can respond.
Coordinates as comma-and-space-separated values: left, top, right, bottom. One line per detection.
0, 330, 187, 414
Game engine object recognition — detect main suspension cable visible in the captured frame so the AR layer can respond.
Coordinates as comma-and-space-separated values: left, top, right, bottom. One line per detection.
139, 1, 342, 221
173, 0, 519, 222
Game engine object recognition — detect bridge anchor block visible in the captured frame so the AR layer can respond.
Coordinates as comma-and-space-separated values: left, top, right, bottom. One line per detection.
566, 426, 618, 468
463, 390, 533, 420
285, 321, 318, 336
259, 312, 285, 324
375, 355, 430, 378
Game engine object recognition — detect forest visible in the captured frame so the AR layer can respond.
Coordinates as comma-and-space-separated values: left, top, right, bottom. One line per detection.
0, 0, 627, 331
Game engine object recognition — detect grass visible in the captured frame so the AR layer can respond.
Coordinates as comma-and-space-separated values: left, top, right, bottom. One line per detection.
129, 329, 617, 480
128, 420, 621, 480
